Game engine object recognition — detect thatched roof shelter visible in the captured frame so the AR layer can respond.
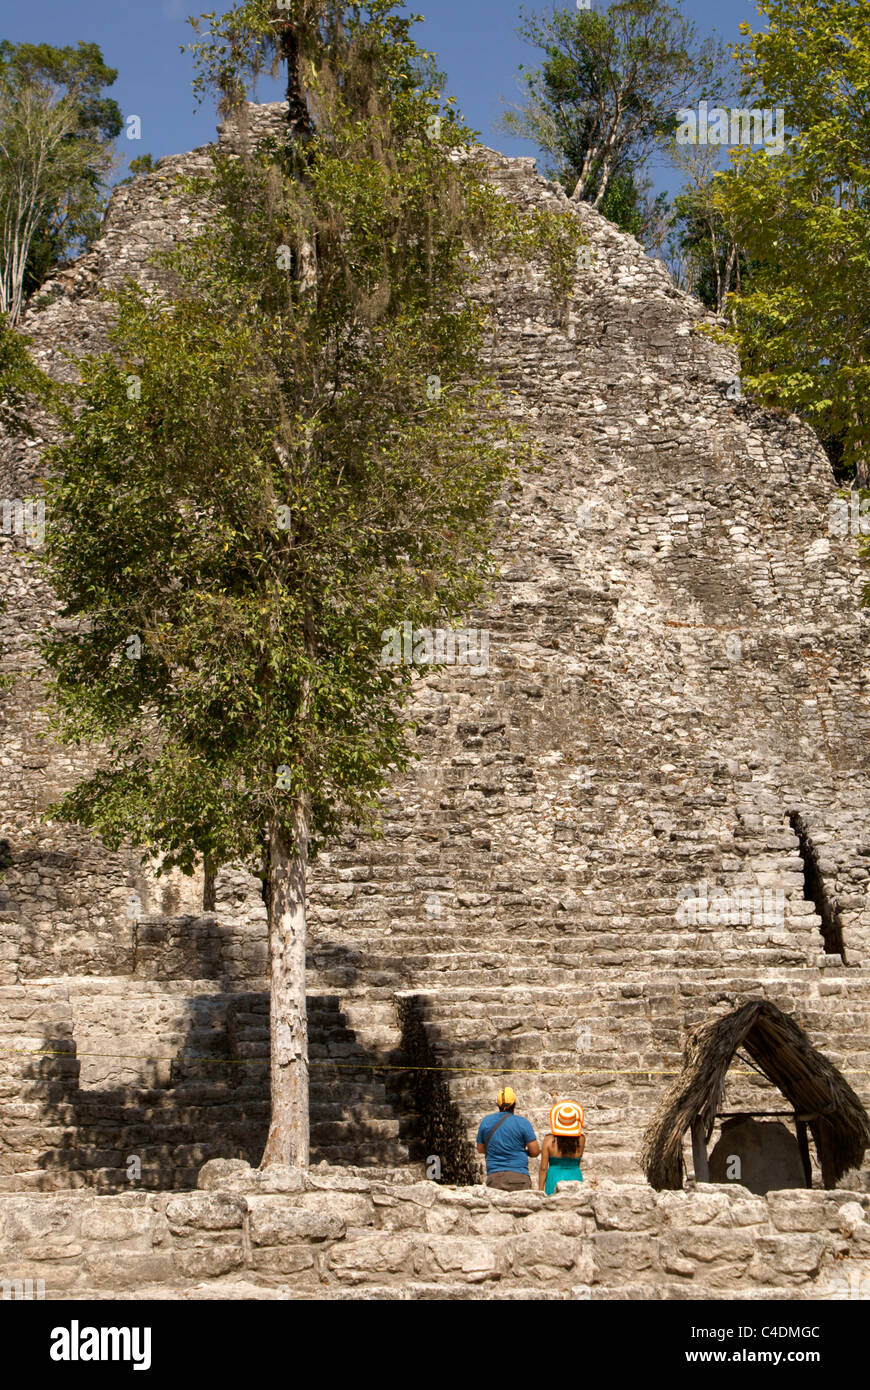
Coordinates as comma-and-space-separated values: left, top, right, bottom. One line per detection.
641, 1000, 870, 1190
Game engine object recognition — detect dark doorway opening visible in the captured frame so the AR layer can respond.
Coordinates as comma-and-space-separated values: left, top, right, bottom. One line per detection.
789, 812, 847, 962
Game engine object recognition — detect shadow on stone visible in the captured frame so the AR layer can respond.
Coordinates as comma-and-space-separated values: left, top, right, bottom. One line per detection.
395, 993, 479, 1185
22, 988, 413, 1190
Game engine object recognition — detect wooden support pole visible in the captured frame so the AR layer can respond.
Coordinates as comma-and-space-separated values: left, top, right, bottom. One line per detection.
795, 1118, 813, 1189
691, 1119, 710, 1184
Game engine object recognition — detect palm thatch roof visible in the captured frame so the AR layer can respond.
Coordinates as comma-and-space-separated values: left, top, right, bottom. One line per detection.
641, 1000, 870, 1190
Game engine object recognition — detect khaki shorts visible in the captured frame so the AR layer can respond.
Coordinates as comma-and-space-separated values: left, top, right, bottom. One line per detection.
486, 1170, 533, 1191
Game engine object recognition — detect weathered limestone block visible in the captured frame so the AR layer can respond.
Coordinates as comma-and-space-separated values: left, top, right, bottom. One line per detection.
767, 1192, 829, 1233
730, 1197, 768, 1226
79, 1204, 160, 1244
673, 1228, 755, 1269
1, 1198, 81, 1244
11, 1240, 84, 1265
593, 1187, 658, 1231
327, 1234, 421, 1282
248, 1199, 345, 1245
171, 1244, 245, 1280
197, 1159, 305, 1193
422, 1202, 473, 1235
3, 1262, 82, 1294
165, 1193, 246, 1233
464, 1208, 517, 1237
659, 1189, 736, 1227
85, 1250, 177, 1287
835, 1199, 866, 1231
250, 1244, 318, 1276
507, 1233, 585, 1279
593, 1230, 656, 1276
375, 1201, 438, 1233
660, 1247, 697, 1279
305, 1171, 374, 1194
514, 1208, 590, 1237
298, 1191, 375, 1228
424, 1235, 503, 1282
370, 1185, 437, 1227
748, 1235, 825, 1282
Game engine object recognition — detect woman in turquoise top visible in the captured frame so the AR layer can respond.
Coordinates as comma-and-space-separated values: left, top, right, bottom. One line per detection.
539, 1100, 585, 1194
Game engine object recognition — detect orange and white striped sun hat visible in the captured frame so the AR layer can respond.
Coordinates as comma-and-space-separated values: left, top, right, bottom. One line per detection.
550, 1101, 584, 1135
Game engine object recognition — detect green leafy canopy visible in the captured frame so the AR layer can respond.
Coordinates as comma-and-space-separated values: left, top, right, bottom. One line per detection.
712, 0, 870, 482
0, 41, 122, 308
40, 0, 587, 878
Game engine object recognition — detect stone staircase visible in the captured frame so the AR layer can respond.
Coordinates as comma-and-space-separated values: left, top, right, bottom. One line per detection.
1, 805, 866, 1193
308, 813, 828, 980
0, 975, 415, 1191
2, 820, 864, 1193
391, 970, 870, 1186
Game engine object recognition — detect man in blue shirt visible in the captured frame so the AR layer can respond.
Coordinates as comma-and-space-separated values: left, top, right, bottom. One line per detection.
476, 1087, 540, 1190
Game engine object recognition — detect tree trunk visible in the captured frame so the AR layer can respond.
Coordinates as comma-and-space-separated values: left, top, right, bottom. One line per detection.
852, 354, 868, 488
260, 796, 311, 1168
202, 853, 216, 913
718, 239, 738, 315
589, 99, 624, 209
571, 136, 600, 203
279, 25, 313, 140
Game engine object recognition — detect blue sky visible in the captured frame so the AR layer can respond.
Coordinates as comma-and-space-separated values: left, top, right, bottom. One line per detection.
2, 0, 767, 196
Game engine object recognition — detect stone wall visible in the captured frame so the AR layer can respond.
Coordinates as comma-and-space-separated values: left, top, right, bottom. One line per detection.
1, 1171, 868, 1299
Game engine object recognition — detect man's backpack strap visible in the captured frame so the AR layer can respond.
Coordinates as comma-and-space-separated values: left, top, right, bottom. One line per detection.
483, 1112, 511, 1152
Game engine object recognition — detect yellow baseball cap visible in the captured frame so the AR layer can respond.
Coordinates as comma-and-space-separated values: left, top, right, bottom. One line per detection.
497, 1087, 517, 1107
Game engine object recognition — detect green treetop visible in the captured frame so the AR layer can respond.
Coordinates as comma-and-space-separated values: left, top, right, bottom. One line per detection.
712, 0, 870, 485
0, 41, 122, 318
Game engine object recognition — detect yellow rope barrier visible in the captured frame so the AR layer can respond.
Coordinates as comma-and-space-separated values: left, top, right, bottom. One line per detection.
1, 1046, 869, 1077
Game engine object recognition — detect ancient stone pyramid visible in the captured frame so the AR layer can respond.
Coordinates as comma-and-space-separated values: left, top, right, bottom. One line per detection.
2, 104, 869, 1207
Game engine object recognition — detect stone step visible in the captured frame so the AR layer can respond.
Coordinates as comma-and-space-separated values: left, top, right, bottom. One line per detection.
0, 978, 416, 1188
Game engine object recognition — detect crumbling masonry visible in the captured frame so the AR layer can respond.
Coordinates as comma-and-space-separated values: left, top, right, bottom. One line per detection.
1, 105, 869, 1298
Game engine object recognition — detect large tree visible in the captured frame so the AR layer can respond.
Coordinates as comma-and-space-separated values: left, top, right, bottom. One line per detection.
40, 0, 584, 1167
499, 0, 723, 242
712, 0, 870, 484
0, 41, 121, 320
666, 141, 749, 314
